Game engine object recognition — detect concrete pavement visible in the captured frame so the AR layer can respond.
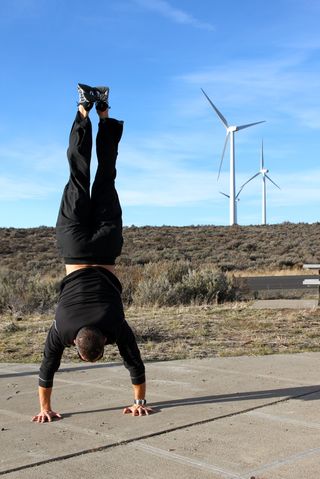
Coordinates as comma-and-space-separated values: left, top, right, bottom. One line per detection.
1, 353, 320, 478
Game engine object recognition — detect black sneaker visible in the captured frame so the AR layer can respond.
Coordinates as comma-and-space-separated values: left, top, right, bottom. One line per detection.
77, 83, 100, 111
95, 86, 110, 112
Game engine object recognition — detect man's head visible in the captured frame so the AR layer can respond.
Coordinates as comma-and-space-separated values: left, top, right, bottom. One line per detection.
74, 327, 105, 362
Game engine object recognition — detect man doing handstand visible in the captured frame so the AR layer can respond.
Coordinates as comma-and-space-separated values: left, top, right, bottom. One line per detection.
32, 84, 152, 422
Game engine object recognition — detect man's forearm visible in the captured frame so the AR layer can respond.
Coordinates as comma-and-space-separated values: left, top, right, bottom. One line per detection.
39, 386, 53, 411
32, 386, 61, 422
133, 382, 146, 401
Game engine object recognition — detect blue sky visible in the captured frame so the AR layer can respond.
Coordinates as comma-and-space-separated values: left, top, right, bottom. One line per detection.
1, 0, 320, 227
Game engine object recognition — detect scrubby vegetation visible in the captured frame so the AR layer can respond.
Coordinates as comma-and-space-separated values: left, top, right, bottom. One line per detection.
1, 222, 320, 273
1, 223, 320, 363
0, 222, 319, 315
0, 261, 236, 316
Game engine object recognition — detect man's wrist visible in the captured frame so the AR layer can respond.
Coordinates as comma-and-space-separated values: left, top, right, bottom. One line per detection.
40, 405, 51, 411
134, 399, 147, 406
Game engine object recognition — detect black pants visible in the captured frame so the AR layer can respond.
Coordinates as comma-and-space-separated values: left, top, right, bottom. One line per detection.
56, 112, 124, 264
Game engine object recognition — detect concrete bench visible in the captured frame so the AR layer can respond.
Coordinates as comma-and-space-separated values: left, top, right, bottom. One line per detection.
303, 264, 320, 305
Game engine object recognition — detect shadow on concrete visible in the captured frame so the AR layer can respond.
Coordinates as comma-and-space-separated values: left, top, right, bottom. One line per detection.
0, 362, 122, 380
152, 385, 320, 408
63, 385, 320, 418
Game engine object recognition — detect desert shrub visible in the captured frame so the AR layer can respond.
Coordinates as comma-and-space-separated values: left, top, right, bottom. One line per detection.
166, 260, 191, 284
132, 262, 171, 306
133, 262, 235, 306
0, 268, 59, 315
133, 272, 171, 307
278, 259, 295, 269
219, 262, 238, 272
170, 268, 235, 305
116, 264, 143, 305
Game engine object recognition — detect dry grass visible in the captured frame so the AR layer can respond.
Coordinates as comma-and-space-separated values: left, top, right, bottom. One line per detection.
234, 268, 315, 277
1, 304, 320, 364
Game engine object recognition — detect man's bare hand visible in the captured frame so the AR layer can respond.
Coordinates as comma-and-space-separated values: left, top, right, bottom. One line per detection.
123, 404, 154, 416
32, 410, 62, 423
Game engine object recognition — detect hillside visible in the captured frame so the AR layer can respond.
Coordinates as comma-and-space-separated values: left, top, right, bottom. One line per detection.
1, 222, 320, 275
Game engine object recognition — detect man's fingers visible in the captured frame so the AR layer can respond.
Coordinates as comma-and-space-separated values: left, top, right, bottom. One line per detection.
32, 411, 62, 423
123, 405, 153, 416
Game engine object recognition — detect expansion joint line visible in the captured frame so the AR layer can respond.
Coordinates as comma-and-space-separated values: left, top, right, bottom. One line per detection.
1, 387, 320, 476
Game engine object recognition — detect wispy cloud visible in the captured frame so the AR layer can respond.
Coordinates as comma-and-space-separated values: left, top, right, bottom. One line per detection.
118, 161, 320, 225
118, 131, 320, 213
120, 168, 219, 206
0, 141, 66, 174
0, 140, 65, 201
178, 55, 320, 129
0, 175, 56, 201
229, 168, 320, 211
133, 0, 214, 30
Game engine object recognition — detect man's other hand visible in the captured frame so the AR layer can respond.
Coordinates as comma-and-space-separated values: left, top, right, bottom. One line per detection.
123, 404, 154, 416
32, 410, 62, 423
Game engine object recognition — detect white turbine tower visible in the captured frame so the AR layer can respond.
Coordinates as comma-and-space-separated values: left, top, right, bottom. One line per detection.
201, 89, 265, 225
239, 140, 280, 225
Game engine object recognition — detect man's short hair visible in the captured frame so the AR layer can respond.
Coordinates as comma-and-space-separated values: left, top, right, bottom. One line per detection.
75, 327, 105, 362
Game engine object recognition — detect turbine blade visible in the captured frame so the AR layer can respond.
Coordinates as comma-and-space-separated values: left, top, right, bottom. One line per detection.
236, 120, 266, 131
265, 174, 281, 189
261, 139, 264, 169
217, 132, 229, 181
237, 172, 261, 195
219, 191, 230, 198
201, 88, 229, 128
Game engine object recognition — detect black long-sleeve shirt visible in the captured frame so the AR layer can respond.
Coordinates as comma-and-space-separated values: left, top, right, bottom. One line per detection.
39, 267, 145, 388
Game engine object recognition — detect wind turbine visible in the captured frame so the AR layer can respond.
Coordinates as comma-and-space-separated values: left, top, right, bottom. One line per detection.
201, 89, 265, 225
219, 188, 242, 202
220, 191, 239, 201
239, 140, 280, 225
219, 178, 251, 212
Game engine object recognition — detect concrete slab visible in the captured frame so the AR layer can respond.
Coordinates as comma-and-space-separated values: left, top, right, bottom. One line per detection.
250, 299, 318, 309
1, 444, 223, 479
1, 353, 320, 478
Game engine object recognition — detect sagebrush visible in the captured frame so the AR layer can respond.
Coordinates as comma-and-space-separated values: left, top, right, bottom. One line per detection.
0, 261, 236, 315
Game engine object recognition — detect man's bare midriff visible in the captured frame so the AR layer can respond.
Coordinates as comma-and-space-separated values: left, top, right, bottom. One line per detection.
65, 264, 116, 276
